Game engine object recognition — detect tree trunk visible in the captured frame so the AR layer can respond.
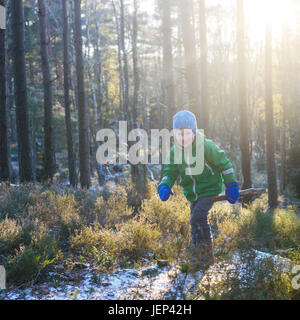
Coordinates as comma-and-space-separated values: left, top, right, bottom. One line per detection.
7, 41, 15, 181
95, 18, 104, 130
265, 24, 278, 209
130, 0, 147, 209
74, 0, 90, 188
237, 0, 252, 189
94, 10, 105, 186
279, 24, 289, 195
199, 0, 209, 137
0, 0, 10, 181
162, 0, 176, 130
176, 10, 184, 111
132, 0, 139, 129
111, 0, 123, 123
85, 1, 106, 186
179, 0, 201, 126
38, 0, 56, 182
11, 0, 33, 182
62, 0, 77, 187
119, 0, 129, 123
5, 0, 14, 181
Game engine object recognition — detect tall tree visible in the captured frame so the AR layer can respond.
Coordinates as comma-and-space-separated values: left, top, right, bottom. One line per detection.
95, 18, 104, 129
38, 0, 56, 182
199, 0, 209, 137
94, 4, 105, 185
111, 0, 123, 123
85, 1, 107, 186
179, 0, 201, 127
74, 0, 90, 188
11, 0, 33, 182
132, 0, 139, 129
236, 0, 252, 189
279, 23, 290, 195
175, 9, 184, 111
162, 0, 176, 130
131, 0, 147, 208
265, 24, 278, 209
62, 0, 77, 187
119, 0, 129, 122
0, 0, 10, 181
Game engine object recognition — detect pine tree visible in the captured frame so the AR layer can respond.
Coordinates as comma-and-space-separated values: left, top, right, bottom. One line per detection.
0, 0, 10, 181
11, 0, 33, 182
74, 0, 90, 188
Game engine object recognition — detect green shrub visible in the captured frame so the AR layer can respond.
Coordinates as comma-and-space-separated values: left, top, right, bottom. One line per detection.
214, 194, 300, 253
139, 183, 192, 262
273, 208, 300, 248
119, 217, 161, 259
73, 187, 103, 225
70, 224, 126, 267
27, 191, 81, 239
71, 217, 161, 265
140, 183, 190, 236
6, 224, 60, 285
0, 183, 40, 220
1, 180, 299, 296
94, 185, 133, 228
87, 246, 114, 270
198, 249, 295, 300
0, 217, 22, 254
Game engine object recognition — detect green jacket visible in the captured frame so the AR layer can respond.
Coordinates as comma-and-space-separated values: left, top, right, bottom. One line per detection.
158, 131, 237, 202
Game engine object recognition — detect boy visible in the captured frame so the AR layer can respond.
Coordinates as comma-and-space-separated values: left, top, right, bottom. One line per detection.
158, 110, 239, 270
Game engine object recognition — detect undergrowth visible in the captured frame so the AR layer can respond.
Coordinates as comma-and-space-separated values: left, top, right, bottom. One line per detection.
0, 180, 299, 299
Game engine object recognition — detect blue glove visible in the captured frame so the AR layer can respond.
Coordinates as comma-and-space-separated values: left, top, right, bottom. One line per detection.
158, 184, 174, 201
225, 182, 239, 204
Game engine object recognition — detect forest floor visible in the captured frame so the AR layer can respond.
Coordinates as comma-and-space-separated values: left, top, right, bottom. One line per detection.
0, 248, 292, 300
0, 174, 299, 300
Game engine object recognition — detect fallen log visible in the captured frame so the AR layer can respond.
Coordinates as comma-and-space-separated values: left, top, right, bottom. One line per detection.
211, 188, 266, 203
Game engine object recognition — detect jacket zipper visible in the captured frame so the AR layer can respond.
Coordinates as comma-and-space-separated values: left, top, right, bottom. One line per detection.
186, 152, 197, 200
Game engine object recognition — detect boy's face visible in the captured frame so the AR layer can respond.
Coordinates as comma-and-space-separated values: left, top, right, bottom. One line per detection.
175, 128, 195, 148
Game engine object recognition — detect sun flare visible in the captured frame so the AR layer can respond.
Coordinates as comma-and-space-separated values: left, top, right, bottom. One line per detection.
244, 0, 296, 42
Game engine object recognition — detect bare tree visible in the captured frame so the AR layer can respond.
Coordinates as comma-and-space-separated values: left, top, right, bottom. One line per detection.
179, 0, 201, 126
74, 0, 90, 188
130, 0, 147, 208
62, 0, 77, 187
265, 24, 278, 208
279, 23, 289, 195
175, 8, 184, 110
0, 0, 10, 181
199, 0, 209, 136
11, 0, 33, 182
95, 12, 104, 130
237, 0, 252, 189
119, 0, 129, 122
111, 0, 123, 123
38, 0, 56, 182
162, 0, 176, 130
132, 0, 139, 129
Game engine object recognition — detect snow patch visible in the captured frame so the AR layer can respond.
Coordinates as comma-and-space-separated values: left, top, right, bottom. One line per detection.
0, 250, 292, 300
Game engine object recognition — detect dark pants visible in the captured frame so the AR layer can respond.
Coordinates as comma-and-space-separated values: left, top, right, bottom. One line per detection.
190, 196, 214, 248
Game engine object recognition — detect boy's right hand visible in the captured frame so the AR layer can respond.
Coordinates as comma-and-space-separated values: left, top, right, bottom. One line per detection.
158, 184, 174, 201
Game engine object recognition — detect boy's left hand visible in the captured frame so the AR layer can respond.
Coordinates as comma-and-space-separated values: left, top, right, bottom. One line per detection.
225, 182, 239, 204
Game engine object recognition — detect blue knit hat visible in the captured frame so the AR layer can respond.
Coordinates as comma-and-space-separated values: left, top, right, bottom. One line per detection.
173, 110, 197, 132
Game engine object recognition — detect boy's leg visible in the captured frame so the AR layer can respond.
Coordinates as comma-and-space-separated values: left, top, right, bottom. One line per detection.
190, 196, 214, 247
189, 196, 215, 270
